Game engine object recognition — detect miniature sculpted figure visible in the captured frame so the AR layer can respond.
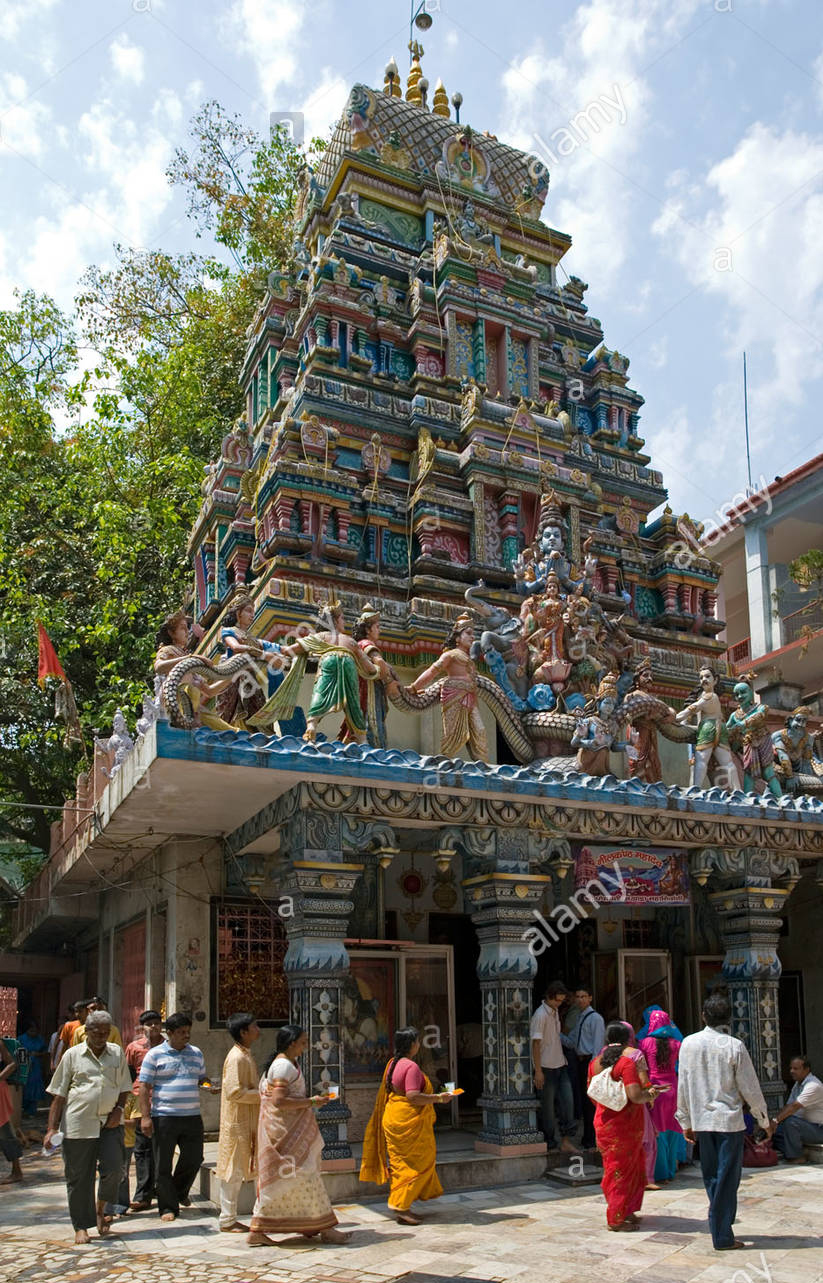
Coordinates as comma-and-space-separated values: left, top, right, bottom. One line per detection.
627, 658, 668, 783
570, 672, 626, 775
528, 571, 572, 691
350, 603, 399, 748
249, 600, 388, 744
216, 594, 306, 736
408, 613, 489, 761
726, 681, 783, 799
772, 706, 815, 791
675, 667, 742, 791
154, 610, 235, 731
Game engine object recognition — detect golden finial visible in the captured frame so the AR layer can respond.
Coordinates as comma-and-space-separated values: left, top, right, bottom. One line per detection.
406, 40, 423, 105
384, 57, 401, 97
432, 78, 450, 117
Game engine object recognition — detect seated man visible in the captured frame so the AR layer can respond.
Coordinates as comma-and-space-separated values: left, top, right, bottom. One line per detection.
772, 1055, 823, 1163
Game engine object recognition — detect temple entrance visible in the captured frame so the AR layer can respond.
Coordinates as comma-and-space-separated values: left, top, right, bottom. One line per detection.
341, 940, 458, 1143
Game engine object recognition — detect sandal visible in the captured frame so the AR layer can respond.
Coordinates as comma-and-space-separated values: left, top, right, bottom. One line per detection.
247, 1232, 277, 1247
395, 1211, 422, 1225
608, 1220, 638, 1232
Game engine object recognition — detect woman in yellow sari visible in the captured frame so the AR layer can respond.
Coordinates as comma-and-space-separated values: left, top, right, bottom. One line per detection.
360, 1027, 455, 1226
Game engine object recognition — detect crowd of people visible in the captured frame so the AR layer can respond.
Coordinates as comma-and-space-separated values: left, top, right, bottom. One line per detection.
0, 987, 819, 1256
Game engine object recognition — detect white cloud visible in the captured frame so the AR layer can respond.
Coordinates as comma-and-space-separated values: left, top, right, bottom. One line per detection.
0, 72, 52, 156
653, 123, 823, 417
0, 0, 58, 42
497, 0, 703, 295
222, 0, 305, 99
77, 95, 178, 246
109, 34, 146, 86
299, 71, 348, 143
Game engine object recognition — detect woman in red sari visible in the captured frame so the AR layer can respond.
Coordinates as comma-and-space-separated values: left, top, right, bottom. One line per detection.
589, 1021, 667, 1231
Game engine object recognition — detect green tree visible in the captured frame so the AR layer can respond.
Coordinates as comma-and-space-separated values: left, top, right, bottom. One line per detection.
1, 100, 314, 857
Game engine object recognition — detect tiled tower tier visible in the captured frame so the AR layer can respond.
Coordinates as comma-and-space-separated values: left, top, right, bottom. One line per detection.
190, 64, 726, 697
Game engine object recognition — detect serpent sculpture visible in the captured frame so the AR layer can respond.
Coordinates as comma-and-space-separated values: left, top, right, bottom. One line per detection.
163, 653, 260, 729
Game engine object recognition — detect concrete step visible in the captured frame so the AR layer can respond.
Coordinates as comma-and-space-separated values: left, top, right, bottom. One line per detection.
200, 1147, 548, 1213
542, 1162, 602, 1188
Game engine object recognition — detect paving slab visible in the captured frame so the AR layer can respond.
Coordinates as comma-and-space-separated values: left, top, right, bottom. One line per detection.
2, 1147, 823, 1283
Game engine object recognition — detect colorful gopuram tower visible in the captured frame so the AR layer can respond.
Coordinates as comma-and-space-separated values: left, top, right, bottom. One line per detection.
189, 48, 726, 752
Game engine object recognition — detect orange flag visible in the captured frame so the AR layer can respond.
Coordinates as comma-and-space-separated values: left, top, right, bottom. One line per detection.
37, 622, 68, 687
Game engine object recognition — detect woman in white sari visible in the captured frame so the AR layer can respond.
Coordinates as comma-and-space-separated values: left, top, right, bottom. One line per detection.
248, 1025, 350, 1248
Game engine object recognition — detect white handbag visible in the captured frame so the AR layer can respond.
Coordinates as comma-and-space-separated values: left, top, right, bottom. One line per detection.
587, 1065, 628, 1112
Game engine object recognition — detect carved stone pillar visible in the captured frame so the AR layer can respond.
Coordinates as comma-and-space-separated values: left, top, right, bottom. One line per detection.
464, 870, 550, 1155
692, 847, 799, 1114
280, 855, 362, 1167
277, 806, 387, 1168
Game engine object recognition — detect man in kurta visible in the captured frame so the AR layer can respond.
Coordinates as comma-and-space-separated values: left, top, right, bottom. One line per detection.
215, 1013, 261, 1233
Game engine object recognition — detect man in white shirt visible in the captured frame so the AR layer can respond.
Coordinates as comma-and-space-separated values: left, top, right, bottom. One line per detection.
530, 981, 579, 1156
772, 1056, 823, 1162
676, 992, 773, 1252
45, 1010, 132, 1244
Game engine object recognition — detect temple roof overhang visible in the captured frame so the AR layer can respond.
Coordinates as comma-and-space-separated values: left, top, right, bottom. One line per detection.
41, 723, 823, 883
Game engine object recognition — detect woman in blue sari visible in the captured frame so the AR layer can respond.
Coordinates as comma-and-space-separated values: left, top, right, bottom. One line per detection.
19, 1022, 46, 1115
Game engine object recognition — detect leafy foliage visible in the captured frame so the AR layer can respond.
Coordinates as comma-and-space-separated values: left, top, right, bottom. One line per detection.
0, 101, 310, 857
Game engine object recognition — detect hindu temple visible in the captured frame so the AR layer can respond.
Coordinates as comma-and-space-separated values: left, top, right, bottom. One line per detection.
13, 47, 823, 1179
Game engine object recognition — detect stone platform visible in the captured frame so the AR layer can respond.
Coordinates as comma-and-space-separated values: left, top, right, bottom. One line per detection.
199, 1130, 548, 1211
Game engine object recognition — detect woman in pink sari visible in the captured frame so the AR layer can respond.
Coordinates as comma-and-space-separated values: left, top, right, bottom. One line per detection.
247, 1025, 349, 1248
638, 1009, 683, 1184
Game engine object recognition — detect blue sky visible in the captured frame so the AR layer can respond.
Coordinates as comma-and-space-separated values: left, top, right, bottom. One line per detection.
2, 0, 823, 526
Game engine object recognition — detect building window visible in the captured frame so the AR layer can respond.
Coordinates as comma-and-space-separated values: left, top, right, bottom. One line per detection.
622, 918, 658, 949
212, 900, 289, 1025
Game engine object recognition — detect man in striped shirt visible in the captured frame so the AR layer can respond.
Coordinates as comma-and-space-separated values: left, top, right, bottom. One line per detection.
137, 1013, 219, 1222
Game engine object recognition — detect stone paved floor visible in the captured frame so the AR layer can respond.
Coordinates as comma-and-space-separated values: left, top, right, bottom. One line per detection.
2, 1145, 822, 1283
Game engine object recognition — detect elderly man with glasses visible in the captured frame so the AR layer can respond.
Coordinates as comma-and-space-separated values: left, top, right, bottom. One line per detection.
45, 1009, 132, 1244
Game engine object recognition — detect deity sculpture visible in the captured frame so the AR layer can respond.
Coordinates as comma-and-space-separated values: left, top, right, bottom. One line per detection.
407, 612, 489, 761
726, 681, 783, 799
215, 594, 306, 736
349, 603, 399, 748
529, 571, 572, 690
570, 672, 626, 774
154, 610, 234, 731
248, 600, 389, 745
675, 667, 742, 791
772, 706, 815, 791
626, 657, 673, 784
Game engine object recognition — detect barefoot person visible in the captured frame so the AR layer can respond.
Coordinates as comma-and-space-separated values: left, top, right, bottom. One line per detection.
589, 1022, 667, 1232
360, 1026, 454, 1226
216, 1012, 261, 1233
247, 1025, 348, 1248
44, 1010, 131, 1244
0, 1040, 24, 1185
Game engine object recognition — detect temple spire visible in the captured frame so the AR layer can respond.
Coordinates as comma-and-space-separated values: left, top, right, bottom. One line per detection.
406, 40, 424, 105
432, 77, 450, 117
